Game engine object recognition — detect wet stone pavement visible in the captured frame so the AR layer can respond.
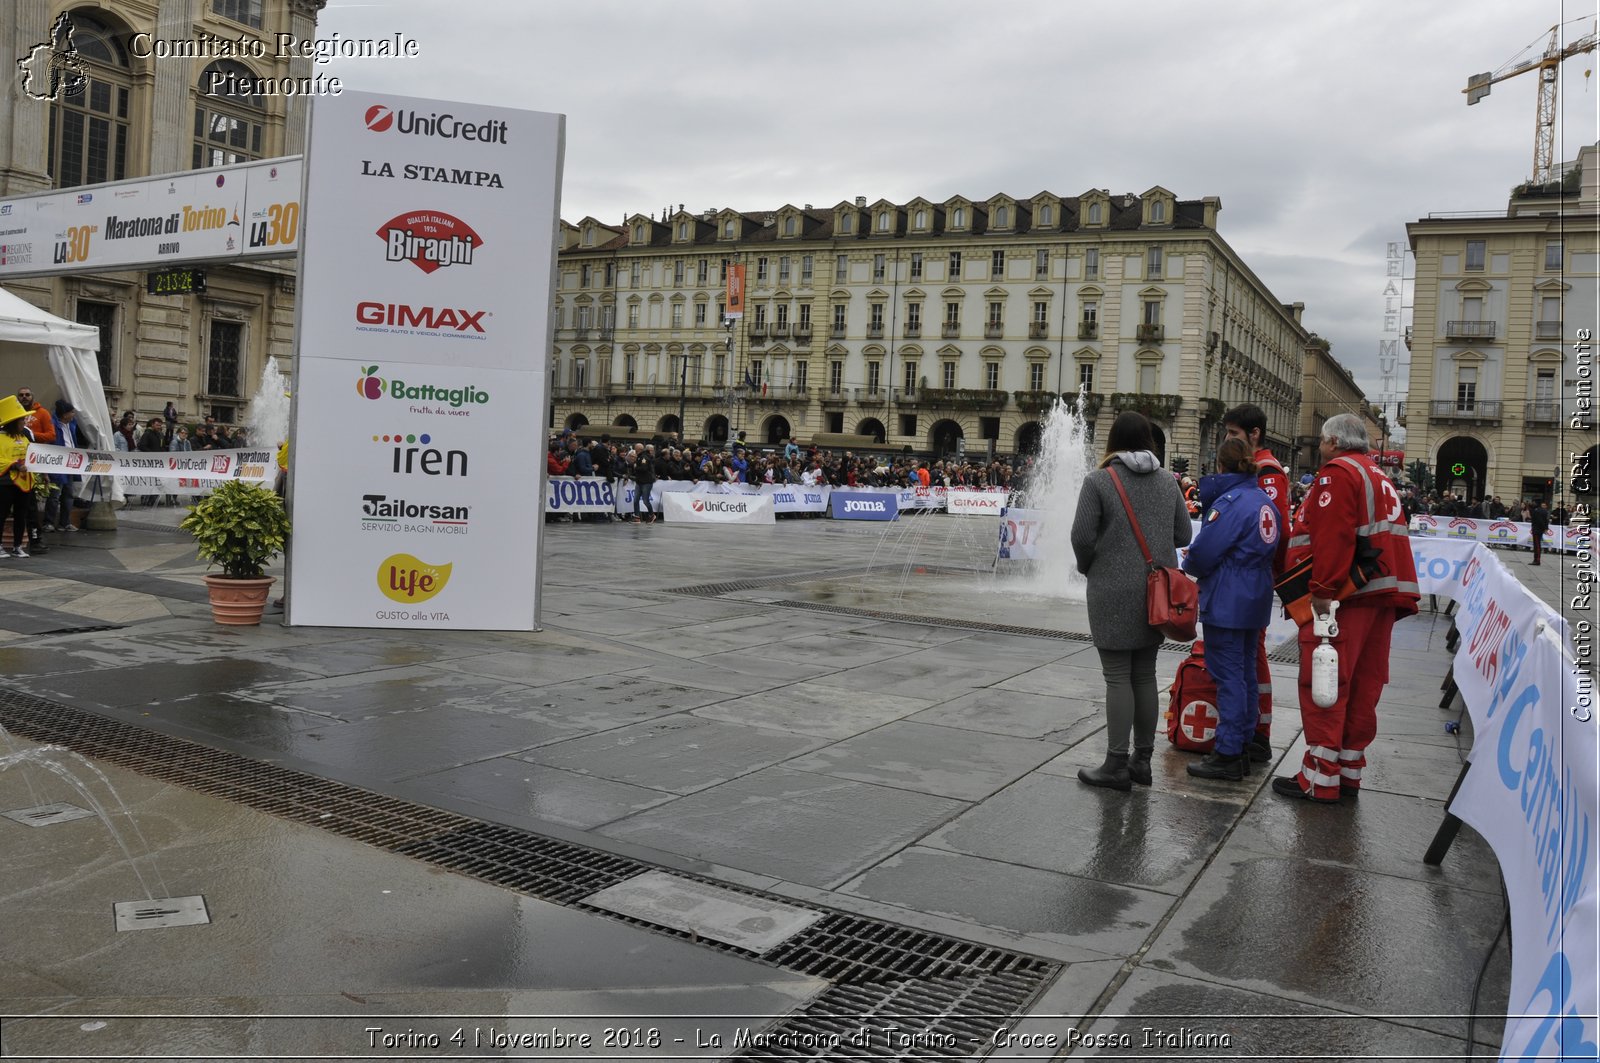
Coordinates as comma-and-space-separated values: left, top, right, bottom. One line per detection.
0, 508, 1517, 1059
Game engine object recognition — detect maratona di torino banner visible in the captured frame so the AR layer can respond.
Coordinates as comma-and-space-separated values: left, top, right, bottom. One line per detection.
285, 89, 563, 631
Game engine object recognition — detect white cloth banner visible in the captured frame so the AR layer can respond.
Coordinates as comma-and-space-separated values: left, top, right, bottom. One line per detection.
660, 492, 774, 524
1410, 515, 1577, 554
897, 485, 947, 511
545, 476, 617, 514
25, 444, 273, 484
947, 489, 1009, 515
762, 483, 830, 513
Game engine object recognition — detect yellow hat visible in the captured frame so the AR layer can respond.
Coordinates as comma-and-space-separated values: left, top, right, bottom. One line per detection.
0, 394, 26, 425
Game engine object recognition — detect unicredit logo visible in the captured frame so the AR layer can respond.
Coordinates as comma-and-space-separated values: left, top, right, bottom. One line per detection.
692, 498, 749, 514
363, 103, 508, 145
843, 500, 886, 513
356, 301, 488, 333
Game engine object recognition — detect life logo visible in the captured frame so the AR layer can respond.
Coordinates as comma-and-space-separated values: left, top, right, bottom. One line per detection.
377, 552, 451, 603
362, 104, 509, 144
376, 210, 481, 274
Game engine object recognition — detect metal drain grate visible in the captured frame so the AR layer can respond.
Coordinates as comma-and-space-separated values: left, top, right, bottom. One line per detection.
0, 690, 1058, 1056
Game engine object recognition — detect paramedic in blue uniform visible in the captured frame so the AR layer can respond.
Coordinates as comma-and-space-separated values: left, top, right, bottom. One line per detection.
1180, 438, 1281, 780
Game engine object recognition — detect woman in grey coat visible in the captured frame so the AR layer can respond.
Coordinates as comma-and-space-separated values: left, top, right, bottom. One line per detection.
1070, 411, 1192, 791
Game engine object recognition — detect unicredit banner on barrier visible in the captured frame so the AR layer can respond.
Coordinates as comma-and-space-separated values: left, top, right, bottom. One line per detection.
661, 492, 774, 524
832, 491, 898, 521
288, 90, 563, 630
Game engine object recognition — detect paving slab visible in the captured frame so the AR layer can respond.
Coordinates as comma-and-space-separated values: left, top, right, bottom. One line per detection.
399, 759, 674, 830
908, 687, 1103, 741
690, 680, 933, 739
783, 720, 1064, 801
596, 766, 968, 888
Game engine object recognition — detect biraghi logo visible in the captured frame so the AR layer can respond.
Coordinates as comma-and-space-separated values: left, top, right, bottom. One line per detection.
375, 210, 481, 273
356, 365, 489, 410
363, 103, 508, 144
354, 301, 488, 338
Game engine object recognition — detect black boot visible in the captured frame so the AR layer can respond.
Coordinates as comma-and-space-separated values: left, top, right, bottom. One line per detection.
1186, 750, 1246, 780
1246, 735, 1272, 763
1128, 746, 1153, 786
1078, 752, 1132, 791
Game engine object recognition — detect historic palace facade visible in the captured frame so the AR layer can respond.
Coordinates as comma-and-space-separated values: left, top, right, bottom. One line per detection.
1, 0, 323, 427
551, 187, 1311, 471
1403, 144, 1598, 505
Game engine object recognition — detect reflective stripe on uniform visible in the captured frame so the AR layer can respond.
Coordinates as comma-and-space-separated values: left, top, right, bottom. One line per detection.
1339, 766, 1364, 779
1308, 745, 1340, 761
1288, 534, 1311, 549
1300, 765, 1341, 787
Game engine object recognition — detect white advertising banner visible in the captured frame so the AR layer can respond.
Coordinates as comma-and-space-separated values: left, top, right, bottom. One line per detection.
1409, 514, 1573, 554
546, 476, 617, 514
287, 90, 563, 631
661, 492, 775, 524
947, 489, 1009, 515
763, 483, 830, 514
25, 444, 273, 484
0, 157, 301, 278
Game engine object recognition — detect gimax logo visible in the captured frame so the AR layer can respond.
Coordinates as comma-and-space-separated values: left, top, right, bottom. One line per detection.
378, 552, 452, 603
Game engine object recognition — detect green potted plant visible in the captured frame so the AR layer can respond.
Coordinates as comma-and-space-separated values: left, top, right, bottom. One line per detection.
179, 480, 291, 625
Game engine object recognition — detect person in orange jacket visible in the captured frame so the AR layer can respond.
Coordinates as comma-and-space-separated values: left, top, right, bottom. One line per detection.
16, 386, 56, 445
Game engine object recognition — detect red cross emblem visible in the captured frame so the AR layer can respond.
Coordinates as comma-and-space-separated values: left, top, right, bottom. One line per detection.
1258, 504, 1278, 544
1180, 699, 1218, 743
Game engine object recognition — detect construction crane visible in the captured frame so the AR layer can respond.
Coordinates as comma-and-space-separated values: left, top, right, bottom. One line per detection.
1465, 19, 1597, 184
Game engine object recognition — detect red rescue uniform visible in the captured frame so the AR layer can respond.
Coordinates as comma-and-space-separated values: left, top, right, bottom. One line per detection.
1284, 452, 1419, 800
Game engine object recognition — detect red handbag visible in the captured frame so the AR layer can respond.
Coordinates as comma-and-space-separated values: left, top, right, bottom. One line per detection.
1108, 467, 1199, 642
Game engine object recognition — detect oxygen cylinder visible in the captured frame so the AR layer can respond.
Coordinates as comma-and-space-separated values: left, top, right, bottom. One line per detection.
1311, 600, 1341, 708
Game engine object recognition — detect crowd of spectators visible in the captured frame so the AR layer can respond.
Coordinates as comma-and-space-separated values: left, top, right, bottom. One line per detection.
109, 406, 252, 455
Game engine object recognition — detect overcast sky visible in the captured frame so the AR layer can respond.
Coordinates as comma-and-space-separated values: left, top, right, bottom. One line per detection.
319, 0, 1598, 403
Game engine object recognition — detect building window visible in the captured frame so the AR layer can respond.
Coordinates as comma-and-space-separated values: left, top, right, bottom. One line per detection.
779, 256, 791, 282
694, 303, 707, 326
1545, 241, 1563, 270
840, 213, 855, 234
1536, 367, 1555, 403
723, 220, 734, 238
604, 262, 616, 286
581, 264, 593, 287
1082, 300, 1099, 326
677, 221, 687, 240
836, 254, 848, 279
784, 215, 796, 236
1079, 363, 1094, 391
1085, 248, 1099, 279
1029, 363, 1045, 390
1151, 200, 1166, 223
945, 301, 961, 328
756, 257, 768, 281
1036, 250, 1049, 279
952, 207, 965, 227
697, 258, 708, 285
1039, 204, 1053, 226
206, 320, 244, 398
878, 211, 891, 232
987, 301, 1003, 326
1147, 246, 1162, 278
577, 306, 591, 330
630, 262, 641, 287
625, 355, 637, 388
868, 361, 882, 392
582, 229, 593, 247
949, 250, 962, 277
1033, 301, 1048, 325
670, 259, 682, 285
910, 252, 923, 280
1461, 295, 1483, 321
212, 0, 262, 27
1139, 364, 1157, 392
48, 16, 131, 189
671, 304, 683, 328
634, 223, 646, 242
869, 303, 884, 331
714, 352, 726, 384
1143, 299, 1162, 326
915, 209, 927, 229
801, 255, 814, 283
937, 361, 954, 390
903, 361, 918, 393
796, 361, 808, 390
1456, 366, 1477, 409
906, 303, 922, 332
76, 301, 118, 387
832, 304, 846, 333
775, 304, 789, 329
830, 361, 843, 392
1465, 240, 1486, 271
873, 254, 886, 281
1088, 202, 1103, 224
985, 362, 1000, 390
991, 250, 1005, 279
627, 304, 639, 328
753, 304, 767, 328
994, 205, 1009, 227
194, 60, 269, 168
572, 360, 588, 390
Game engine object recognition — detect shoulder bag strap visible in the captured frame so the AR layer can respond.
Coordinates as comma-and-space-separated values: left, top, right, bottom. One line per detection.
1106, 466, 1155, 567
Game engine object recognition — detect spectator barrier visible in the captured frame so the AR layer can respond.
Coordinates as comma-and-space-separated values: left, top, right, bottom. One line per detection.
1410, 514, 1586, 554
24, 443, 275, 493
659, 492, 775, 524
947, 489, 1010, 515
546, 478, 831, 516
829, 491, 899, 521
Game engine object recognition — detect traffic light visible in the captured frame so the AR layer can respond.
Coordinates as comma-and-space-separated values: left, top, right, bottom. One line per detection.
1171, 456, 1189, 475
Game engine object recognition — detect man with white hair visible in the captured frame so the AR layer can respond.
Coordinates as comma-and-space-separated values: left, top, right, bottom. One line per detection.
1274, 412, 1419, 804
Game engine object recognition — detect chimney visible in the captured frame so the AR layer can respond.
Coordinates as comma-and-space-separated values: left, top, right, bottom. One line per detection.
855, 196, 867, 208
1290, 301, 1304, 325
678, 203, 684, 214
804, 203, 812, 211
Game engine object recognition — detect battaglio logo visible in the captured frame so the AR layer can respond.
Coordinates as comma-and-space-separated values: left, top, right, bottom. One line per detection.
357, 365, 488, 408
375, 210, 481, 273
378, 552, 452, 603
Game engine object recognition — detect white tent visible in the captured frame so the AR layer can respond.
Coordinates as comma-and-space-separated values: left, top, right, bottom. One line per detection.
0, 285, 113, 452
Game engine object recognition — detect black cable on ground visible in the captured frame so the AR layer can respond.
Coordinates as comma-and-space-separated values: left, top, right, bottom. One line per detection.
1465, 877, 1510, 1062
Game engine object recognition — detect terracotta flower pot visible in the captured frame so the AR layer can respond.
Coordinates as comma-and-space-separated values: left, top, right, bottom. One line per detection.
203, 574, 276, 626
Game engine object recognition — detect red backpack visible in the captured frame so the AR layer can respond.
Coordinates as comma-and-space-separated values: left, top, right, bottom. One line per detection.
1165, 641, 1219, 752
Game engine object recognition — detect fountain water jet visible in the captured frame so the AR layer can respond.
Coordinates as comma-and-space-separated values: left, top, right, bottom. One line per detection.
1009, 390, 1096, 600
244, 357, 291, 452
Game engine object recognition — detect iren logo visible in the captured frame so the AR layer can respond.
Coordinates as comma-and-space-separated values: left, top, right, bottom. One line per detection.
377, 552, 452, 603
372, 432, 468, 477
